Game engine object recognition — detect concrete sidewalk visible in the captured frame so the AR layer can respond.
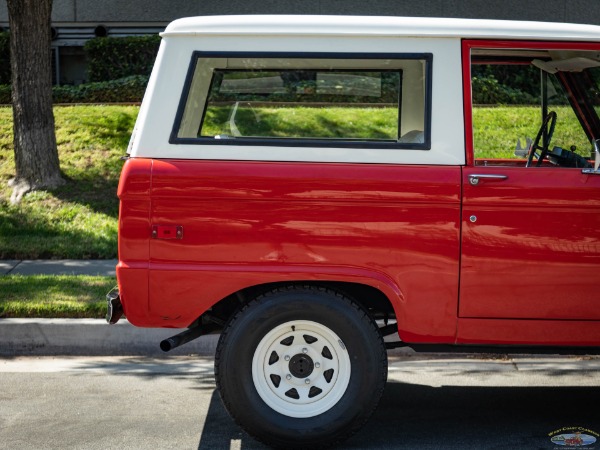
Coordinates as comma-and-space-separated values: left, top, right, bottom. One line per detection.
0, 259, 117, 276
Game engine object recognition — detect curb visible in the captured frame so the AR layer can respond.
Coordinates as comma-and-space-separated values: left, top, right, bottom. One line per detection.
0, 319, 414, 357
0, 319, 219, 356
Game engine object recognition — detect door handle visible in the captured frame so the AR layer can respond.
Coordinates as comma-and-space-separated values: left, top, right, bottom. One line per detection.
468, 174, 508, 186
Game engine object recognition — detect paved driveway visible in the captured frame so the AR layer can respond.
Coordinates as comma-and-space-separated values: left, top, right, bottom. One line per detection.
1, 355, 599, 449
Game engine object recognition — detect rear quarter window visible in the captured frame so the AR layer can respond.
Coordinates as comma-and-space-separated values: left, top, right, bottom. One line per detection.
171, 52, 432, 150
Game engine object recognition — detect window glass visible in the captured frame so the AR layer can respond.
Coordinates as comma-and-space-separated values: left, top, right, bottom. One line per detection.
201, 70, 400, 140
174, 55, 430, 148
470, 49, 599, 166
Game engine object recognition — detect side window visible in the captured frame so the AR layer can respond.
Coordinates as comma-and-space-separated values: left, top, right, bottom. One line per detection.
201, 70, 401, 140
172, 54, 432, 149
469, 46, 598, 168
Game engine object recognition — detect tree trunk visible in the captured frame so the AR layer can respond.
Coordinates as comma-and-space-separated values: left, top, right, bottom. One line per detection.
7, 0, 63, 203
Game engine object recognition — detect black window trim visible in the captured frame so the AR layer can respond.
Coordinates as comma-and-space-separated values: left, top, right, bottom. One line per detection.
169, 51, 433, 150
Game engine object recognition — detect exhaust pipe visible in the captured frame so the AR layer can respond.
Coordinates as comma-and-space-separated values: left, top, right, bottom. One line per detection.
160, 325, 205, 352
106, 287, 123, 325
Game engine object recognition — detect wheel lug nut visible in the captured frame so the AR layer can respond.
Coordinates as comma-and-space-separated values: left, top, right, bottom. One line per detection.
315, 362, 320, 368
286, 374, 292, 380
284, 355, 290, 361
302, 348, 308, 354
305, 379, 310, 384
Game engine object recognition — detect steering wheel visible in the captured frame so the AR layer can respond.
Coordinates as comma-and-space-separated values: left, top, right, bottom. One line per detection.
526, 111, 557, 167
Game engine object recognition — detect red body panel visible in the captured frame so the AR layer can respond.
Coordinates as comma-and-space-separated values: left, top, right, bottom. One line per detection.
457, 318, 600, 346
116, 159, 151, 324
460, 166, 600, 320
116, 158, 152, 263
117, 157, 600, 344
119, 158, 462, 340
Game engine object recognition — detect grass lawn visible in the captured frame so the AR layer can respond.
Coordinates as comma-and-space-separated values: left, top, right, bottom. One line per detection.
0, 105, 138, 259
0, 275, 114, 318
473, 105, 591, 159
202, 105, 399, 139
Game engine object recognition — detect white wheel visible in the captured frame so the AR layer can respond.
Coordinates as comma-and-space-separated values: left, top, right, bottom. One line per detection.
252, 320, 351, 418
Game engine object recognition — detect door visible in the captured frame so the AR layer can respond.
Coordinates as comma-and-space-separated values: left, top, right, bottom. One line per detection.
459, 166, 600, 320
459, 39, 600, 321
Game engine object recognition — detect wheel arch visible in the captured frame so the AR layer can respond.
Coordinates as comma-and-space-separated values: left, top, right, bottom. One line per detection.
202, 278, 401, 335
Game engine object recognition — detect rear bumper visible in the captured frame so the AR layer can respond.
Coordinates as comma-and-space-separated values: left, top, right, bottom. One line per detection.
106, 287, 124, 324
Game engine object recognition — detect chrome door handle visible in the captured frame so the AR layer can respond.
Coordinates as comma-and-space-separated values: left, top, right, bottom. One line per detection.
468, 174, 508, 186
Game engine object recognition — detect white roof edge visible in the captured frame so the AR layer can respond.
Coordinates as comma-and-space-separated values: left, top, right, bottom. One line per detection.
160, 15, 600, 41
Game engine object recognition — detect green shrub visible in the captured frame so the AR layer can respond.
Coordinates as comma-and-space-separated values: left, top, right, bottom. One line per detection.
472, 64, 540, 99
0, 32, 10, 84
472, 75, 537, 105
0, 76, 148, 104
52, 75, 148, 103
84, 35, 160, 82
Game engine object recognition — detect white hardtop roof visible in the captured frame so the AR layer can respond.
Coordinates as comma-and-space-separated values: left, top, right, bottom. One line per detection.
162, 15, 600, 42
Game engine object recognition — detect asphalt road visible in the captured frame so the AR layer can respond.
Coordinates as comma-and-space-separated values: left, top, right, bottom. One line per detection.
1, 354, 599, 450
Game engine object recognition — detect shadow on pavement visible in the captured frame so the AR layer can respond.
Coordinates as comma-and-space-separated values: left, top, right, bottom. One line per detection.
197, 382, 600, 449
198, 390, 268, 450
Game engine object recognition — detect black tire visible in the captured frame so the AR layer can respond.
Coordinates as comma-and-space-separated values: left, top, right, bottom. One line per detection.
215, 286, 387, 449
